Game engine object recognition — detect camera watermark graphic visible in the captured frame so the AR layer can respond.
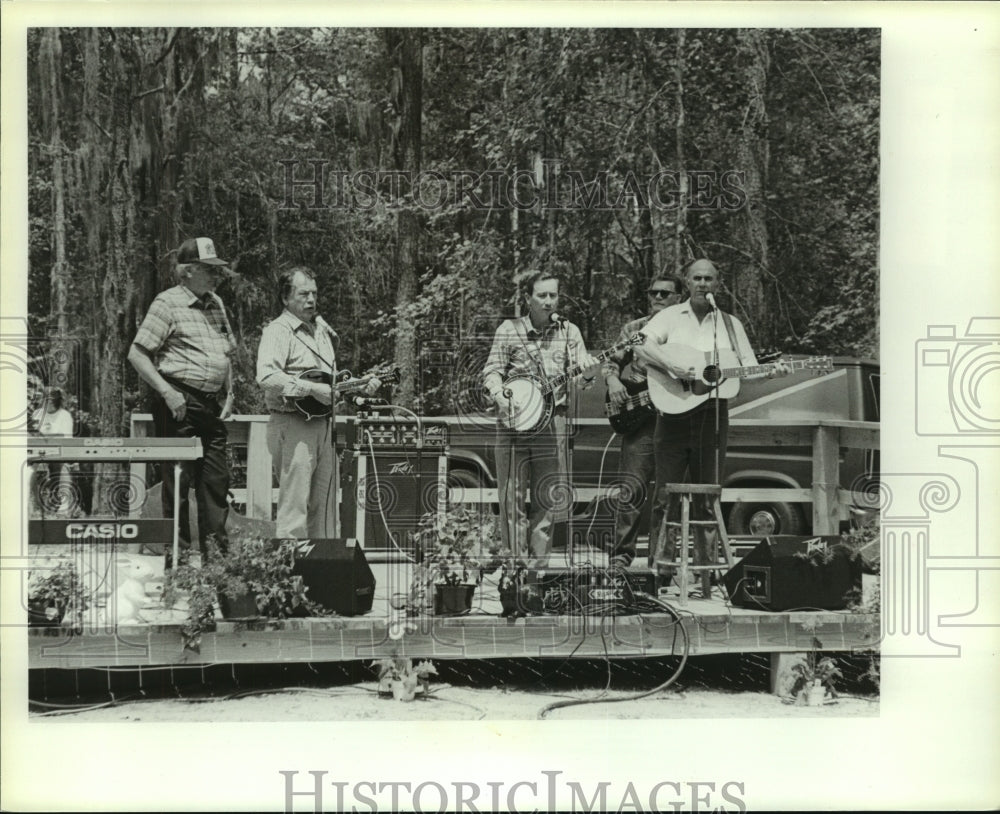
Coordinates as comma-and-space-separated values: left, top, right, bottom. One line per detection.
915, 318, 1000, 435
870, 317, 1000, 661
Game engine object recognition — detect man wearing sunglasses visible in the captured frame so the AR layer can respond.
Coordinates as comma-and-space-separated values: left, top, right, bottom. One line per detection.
602, 276, 682, 567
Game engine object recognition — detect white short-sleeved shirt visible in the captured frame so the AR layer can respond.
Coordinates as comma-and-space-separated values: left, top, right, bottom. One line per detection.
642, 301, 758, 366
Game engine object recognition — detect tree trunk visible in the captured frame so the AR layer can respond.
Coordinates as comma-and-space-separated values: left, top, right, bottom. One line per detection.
674, 28, 688, 274
385, 29, 423, 406
39, 29, 72, 389
735, 29, 771, 345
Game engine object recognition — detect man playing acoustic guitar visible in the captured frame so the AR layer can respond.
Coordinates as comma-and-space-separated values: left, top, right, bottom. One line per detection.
603, 275, 682, 567
635, 258, 790, 581
483, 271, 601, 567
257, 266, 379, 539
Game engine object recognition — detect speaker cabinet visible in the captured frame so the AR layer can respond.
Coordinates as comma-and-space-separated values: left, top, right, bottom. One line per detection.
340, 449, 447, 557
722, 535, 863, 611
290, 538, 376, 617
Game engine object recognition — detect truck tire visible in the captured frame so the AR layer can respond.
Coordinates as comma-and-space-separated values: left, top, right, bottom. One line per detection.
727, 501, 805, 537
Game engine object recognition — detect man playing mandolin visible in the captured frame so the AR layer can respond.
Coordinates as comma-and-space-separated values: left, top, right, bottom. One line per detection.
257, 266, 379, 539
483, 270, 601, 567
635, 258, 790, 580
603, 275, 682, 567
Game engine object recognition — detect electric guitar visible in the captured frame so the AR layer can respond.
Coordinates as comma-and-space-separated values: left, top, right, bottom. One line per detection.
604, 379, 656, 434
646, 346, 832, 414
294, 367, 400, 420
498, 333, 644, 433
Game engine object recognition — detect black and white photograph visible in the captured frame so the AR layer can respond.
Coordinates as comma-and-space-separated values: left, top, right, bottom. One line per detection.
1, 2, 997, 812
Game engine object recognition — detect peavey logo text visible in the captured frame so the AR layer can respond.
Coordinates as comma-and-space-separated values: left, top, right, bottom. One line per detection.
65, 522, 139, 539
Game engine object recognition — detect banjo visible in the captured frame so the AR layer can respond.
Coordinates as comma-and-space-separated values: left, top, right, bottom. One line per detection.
498, 333, 644, 433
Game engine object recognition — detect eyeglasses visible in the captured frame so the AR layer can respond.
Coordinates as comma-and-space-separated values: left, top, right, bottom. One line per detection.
647, 289, 678, 299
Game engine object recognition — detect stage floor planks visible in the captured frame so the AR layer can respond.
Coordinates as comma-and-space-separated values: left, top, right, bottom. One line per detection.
24, 555, 878, 670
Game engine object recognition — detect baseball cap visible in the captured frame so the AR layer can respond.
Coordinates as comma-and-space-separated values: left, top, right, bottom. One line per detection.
177, 237, 228, 267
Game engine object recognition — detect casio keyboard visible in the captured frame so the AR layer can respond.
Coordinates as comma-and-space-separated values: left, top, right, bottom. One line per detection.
26, 436, 203, 462
26, 437, 202, 562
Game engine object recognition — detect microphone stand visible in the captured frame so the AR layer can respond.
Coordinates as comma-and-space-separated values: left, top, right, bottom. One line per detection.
560, 320, 575, 567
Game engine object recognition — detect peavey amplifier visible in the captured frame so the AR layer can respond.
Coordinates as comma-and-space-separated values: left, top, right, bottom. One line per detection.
340, 448, 447, 558
722, 535, 863, 611
289, 538, 375, 617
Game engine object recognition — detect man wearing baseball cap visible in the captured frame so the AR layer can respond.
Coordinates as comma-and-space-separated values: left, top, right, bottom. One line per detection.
128, 237, 236, 566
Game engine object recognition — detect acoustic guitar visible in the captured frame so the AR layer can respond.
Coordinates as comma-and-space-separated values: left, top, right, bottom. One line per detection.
646, 346, 832, 414
294, 367, 400, 420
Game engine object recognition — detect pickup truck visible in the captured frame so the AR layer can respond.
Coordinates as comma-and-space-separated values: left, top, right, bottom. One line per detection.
435, 353, 880, 538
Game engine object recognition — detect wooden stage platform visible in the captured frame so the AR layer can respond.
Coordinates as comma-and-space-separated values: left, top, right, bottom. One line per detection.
25, 554, 878, 670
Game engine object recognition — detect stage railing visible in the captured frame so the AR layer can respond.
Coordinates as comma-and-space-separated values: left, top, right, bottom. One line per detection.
128, 414, 879, 536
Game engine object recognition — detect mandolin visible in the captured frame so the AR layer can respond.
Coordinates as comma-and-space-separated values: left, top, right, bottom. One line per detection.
294, 367, 400, 420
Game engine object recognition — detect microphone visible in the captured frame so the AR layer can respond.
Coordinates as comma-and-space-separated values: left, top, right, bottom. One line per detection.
549, 312, 567, 326
705, 293, 718, 312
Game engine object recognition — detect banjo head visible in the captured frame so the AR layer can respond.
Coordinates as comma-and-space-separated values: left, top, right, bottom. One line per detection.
502, 376, 549, 432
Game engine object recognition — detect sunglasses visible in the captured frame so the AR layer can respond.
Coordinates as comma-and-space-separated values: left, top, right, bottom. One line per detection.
647, 289, 678, 298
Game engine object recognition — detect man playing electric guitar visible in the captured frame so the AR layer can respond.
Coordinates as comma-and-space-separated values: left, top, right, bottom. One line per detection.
634, 258, 790, 581
483, 270, 600, 567
602, 275, 682, 567
257, 266, 380, 539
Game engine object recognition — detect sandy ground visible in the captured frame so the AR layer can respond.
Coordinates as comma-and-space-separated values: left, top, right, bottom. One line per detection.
32, 681, 877, 721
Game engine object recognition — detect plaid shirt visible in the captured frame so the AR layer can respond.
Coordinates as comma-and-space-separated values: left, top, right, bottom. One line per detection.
133, 285, 235, 393
482, 315, 590, 408
602, 315, 653, 381
256, 310, 339, 413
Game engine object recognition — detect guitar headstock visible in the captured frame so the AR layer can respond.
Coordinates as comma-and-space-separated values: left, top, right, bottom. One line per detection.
376, 366, 402, 386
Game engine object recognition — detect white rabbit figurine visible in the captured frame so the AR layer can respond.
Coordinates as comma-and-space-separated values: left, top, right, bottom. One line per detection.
108, 557, 156, 625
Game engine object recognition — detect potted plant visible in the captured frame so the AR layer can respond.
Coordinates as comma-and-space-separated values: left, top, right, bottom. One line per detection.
789, 638, 843, 706
373, 658, 437, 702
408, 507, 491, 616
27, 560, 89, 628
480, 545, 529, 618
163, 533, 325, 649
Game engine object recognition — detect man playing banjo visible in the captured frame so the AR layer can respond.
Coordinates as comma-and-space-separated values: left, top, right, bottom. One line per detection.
482, 271, 601, 567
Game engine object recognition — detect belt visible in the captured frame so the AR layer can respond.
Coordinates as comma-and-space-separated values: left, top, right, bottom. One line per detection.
161, 375, 221, 401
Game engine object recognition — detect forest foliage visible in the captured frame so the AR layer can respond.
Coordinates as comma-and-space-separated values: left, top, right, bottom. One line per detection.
26, 27, 879, 434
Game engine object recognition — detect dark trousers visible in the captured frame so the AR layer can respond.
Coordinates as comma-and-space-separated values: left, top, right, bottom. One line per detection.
609, 415, 657, 564
648, 400, 729, 568
151, 382, 229, 563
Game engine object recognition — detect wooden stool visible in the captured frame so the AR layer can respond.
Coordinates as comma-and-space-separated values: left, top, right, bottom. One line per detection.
652, 483, 734, 605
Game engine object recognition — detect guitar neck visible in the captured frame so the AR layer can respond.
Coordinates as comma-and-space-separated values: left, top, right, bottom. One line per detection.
720, 357, 814, 379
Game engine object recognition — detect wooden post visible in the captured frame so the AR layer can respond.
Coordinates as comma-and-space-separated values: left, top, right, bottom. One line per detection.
128, 414, 149, 518
811, 424, 840, 535
245, 419, 272, 521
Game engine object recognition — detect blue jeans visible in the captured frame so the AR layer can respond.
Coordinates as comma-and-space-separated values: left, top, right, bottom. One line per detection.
495, 414, 569, 566
609, 415, 657, 564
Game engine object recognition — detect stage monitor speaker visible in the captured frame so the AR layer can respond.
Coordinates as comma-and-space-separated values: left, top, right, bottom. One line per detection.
289, 538, 376, 617
722, 535, 862, 611
340, 449, 447, 557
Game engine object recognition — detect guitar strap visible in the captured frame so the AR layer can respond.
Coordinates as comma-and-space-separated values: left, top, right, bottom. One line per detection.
720, 311, 745, 366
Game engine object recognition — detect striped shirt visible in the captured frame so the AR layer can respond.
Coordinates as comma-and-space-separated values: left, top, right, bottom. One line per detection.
482, 315, 590, 408
132, 285, 235, 392
602, 315, 653, 381
256, 310, 339, 413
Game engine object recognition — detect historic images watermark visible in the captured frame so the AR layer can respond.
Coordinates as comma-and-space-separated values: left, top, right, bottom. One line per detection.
869, 317, 1000, 658
278, 159, 749, 213
280, 770, 747, 813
